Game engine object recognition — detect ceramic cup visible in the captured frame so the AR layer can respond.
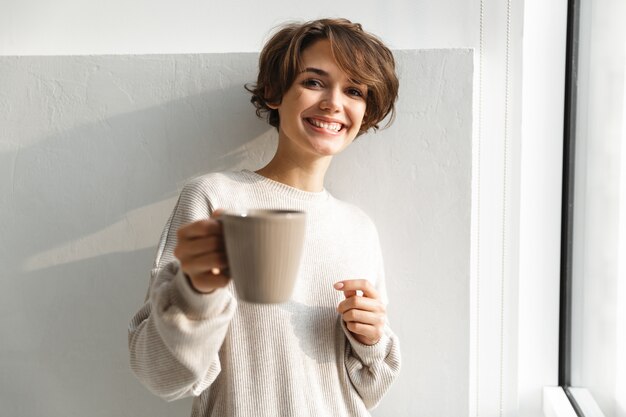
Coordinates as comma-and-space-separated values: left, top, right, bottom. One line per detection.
219, 209, 306, 303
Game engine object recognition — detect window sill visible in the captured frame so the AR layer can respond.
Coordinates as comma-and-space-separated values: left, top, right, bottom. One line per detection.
543, 387, 607, 417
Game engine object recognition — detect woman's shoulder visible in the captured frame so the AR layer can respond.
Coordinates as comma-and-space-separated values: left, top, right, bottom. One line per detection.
328, 196, 378, 232
182, 170, 252, 193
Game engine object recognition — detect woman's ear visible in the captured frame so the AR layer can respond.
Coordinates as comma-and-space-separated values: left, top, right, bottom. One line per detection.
265, 87, 280, 109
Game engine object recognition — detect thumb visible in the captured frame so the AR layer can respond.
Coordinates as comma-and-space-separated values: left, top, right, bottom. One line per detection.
211, 208, 225, 219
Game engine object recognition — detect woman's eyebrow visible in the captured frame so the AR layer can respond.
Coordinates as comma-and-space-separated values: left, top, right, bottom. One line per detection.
301, 67, 366, 88
301, 67, 328, 76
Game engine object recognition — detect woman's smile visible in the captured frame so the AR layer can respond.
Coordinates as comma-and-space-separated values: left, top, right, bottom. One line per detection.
304, 117, 346, 134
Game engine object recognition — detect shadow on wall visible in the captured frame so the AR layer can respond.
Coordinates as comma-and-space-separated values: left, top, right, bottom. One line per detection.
0, 54, 272, 416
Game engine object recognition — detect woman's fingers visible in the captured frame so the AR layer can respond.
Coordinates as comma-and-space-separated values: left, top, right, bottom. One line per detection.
336, 293, 386, 315
188, 270, 230, 294
174, 214, 231, 293
344, 322, 381, 343
334, 279, 380, 300
337, 297, 386, 337
334, 279, 386, 345
341, 308, 385, 327
181, 251, 229, 276
174, 218, 227, 265
211, 208, 225, 218
177, 219, 223, 240
175, 235, 225, 258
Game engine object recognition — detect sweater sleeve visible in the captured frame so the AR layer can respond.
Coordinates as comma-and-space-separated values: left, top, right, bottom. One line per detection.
342, 321, 401, 409
342, 224, 401, 410
127, 179, 237, 401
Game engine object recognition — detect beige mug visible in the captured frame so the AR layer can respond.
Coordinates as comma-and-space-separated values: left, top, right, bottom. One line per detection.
219, 209, 306, 303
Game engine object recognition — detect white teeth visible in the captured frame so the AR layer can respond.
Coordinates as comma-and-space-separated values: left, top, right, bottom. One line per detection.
309, 118, 342, 132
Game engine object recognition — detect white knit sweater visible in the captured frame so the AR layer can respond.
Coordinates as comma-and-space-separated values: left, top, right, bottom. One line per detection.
128, 170, 401, 417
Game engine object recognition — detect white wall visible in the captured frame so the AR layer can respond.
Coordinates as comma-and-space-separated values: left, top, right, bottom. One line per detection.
0, 1, 570, 416
0, 49, 473, 417
0, 0, 477, 54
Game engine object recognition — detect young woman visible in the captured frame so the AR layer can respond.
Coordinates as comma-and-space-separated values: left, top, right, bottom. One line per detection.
128, 18, 401, 417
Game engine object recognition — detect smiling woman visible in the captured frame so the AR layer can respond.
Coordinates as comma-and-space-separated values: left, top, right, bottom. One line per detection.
127, 18, 401, 417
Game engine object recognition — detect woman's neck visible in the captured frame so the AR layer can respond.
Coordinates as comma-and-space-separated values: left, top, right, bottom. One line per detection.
255, 154, 331, 193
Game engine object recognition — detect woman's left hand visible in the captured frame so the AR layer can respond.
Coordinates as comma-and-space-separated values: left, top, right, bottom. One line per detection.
334, 279, 386, 346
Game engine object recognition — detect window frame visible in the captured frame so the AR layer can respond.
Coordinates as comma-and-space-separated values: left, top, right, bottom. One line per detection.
559, 0, 587, 415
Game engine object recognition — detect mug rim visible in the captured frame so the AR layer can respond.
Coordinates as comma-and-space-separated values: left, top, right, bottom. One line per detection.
220, 209, 305, 219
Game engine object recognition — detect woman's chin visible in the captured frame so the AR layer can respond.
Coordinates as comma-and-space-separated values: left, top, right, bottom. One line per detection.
307, 136, 353, 157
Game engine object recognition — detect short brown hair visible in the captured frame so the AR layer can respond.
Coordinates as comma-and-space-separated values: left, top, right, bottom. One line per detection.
246, 18, 399, 136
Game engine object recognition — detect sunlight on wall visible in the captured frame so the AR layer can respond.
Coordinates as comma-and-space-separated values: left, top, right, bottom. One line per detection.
23, 197, 176, 271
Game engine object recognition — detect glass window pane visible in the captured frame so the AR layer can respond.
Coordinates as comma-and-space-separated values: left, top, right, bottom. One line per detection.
570, 1, 626, 416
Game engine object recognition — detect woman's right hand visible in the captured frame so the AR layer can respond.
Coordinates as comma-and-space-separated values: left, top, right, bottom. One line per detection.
174, 210, 230, 294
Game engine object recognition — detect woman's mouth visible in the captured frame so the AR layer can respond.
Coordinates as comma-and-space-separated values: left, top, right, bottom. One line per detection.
305, 118, 345, 133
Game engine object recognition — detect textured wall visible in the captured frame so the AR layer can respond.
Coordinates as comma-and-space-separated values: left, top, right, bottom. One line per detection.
0, 50, 472, 416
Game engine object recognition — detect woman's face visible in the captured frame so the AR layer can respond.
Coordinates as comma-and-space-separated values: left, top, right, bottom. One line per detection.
271, 39, 368, 160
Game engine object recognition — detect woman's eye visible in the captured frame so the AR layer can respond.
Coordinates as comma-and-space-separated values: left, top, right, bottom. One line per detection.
303, 79, 322, 88
347, 88, 364, 98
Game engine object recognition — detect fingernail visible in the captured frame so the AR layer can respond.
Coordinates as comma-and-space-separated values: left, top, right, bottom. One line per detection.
334, 282, 344, 289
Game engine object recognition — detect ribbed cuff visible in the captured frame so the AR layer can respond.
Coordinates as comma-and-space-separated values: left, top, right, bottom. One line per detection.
341, 320, 393, 365
171, 262, 234, 319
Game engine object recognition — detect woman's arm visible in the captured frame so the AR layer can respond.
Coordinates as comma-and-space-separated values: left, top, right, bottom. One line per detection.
336, 279, 401, 409
127, 180, 236, 400
336, 222, 401, 409
128, 262, 236, 400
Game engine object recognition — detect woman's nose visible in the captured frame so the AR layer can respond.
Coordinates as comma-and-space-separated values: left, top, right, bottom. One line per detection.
319, 88, 342, 112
